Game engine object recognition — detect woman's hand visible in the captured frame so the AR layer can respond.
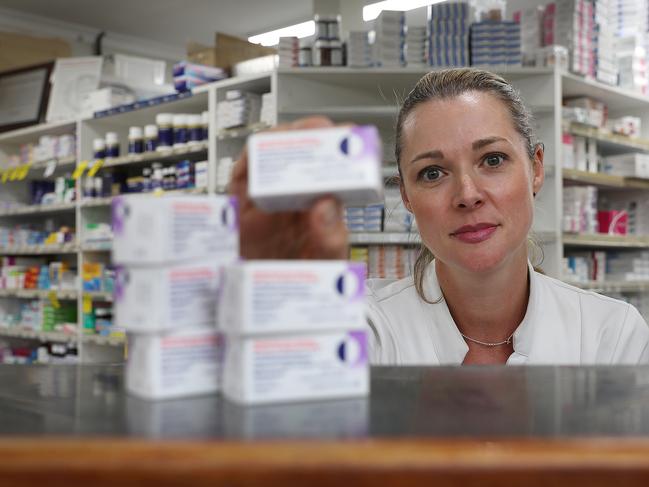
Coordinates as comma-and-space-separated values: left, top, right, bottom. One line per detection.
229, 116, 349, 260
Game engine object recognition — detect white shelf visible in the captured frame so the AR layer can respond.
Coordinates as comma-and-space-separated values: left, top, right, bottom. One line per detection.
31, 155, 77, 171
278, 66, 554, 78
0, 243, 78, 255
0, 202, 76, 217
0, 289, 77, 300
80, 187, 208, 208
349, 232, 421, 245
0, 120, 77, 144
568, 123, 649, 154
563, 233, 649, 248
217, 124, 270, 140
83, 291, 113, 302
562, 72, 649, 112
80, 241, 112, 252
101, 142, 208, 169
279, 106, 398, 118
82, 334, 125, 347
0, 326, 77, 343
562, 169, 649, 190
566, 280, 649, 293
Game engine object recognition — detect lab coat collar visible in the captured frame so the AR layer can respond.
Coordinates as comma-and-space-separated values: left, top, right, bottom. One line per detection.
422, 260, 577, 365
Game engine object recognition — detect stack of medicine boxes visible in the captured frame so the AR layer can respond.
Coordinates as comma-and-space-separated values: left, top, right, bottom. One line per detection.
112, 194, 239, 399
218, 125, 384, 404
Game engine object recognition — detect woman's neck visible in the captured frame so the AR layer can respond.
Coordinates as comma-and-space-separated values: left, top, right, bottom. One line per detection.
435, 252, 530, 345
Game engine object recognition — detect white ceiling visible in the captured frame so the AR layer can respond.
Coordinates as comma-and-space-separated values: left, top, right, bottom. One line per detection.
0, 0, 318, 47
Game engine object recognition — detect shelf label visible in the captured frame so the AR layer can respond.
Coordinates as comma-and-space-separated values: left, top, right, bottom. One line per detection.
48, 291, 61, 309
83, 295, 92, 314
17, 163, 31, 181
43, 159, 58, 178
0, 169, 9, 183
86, 159, 104, 178
72, 161, 89, 180
8, 167, 20, 181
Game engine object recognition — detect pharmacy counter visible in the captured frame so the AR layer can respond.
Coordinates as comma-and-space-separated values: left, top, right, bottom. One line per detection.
2, 365, 649, 486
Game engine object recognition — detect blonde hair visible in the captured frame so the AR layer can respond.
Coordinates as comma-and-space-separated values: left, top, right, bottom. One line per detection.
394, 68, 541, 303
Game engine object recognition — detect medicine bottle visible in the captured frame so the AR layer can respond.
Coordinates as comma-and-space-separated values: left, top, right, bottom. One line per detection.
128, 127, 144, 154
173, 114, 188, 149
144, 125, 158, 152
201, 111, 209, 141
105, 132, 120, 158
187, 115, 203, 146
93, 138, 106, 159
156, 113, 174, 150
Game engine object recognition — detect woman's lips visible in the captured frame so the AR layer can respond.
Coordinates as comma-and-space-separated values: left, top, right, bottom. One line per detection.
451, 223, 499, 244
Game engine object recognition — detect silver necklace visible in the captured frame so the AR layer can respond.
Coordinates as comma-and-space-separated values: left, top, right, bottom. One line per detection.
460, 332, 514, 347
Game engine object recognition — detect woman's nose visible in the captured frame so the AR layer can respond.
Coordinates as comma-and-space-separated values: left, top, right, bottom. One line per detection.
453, 173, 484, 210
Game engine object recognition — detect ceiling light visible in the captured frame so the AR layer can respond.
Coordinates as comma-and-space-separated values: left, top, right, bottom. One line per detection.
363, 0, 446, 21
248, 21, 315, 47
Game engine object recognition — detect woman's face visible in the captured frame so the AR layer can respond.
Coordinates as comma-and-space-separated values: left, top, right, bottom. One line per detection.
399, 91, 544, 275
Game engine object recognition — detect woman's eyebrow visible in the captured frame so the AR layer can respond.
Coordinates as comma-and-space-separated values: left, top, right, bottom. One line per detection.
472, 136, 508, 151
410, 149, 444, 164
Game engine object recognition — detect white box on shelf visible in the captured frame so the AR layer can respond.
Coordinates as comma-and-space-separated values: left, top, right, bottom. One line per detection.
219, 260, 366, 335
114, 261, 224, 332
247, 126, 383, 211
111, 195, 239, 265
126, 327, 223, 400
223, 329, 369, 405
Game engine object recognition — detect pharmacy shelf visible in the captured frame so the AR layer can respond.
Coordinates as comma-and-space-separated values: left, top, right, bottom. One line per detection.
562, 169, 649, 189
217, 123, 270, 140
562, 233, 649, 248
80, 241, 112, 252
0, 201, 76, 217
562, 72, 649, 112
0, 326, 77, 343
0, 120, 76, 144
83, 291, 113, 302
568, 123, 649, 154
100, 142, 209, 169
349, 232, 421, 245
0, 289, 77, 300
280, 106, 399, 119
80, 187, 208, 208
566, 280, 649, 293
0, 243, 78, 255
82, 334, 125, 347
30, 155, 76, 171
278, 66, 554, 79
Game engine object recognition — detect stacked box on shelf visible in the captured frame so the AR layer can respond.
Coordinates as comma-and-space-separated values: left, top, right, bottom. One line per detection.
172, 61, 227, 92
600, 190, 649, 235
112, 194, 239, 399
260, 92, 275, 127
278, 37, 299, 68
593, 0, 618, 86
513, 7, 543, 66
470, 21, 521, 67
374, 10, 406, 67
347, 31, 373, 67
345, 205, 383, 232
563, 251, 606, 282
563, 186, 598, 233
543, 0, 596, 77
616, 35, 649, 95
216, 90, 262, 130
406, 26, 428, 67
384, 188, 416, 232
606, 251, 649, 281
368, 245, 418, 280
602, 153, 649, 178
428, 2, 472, 67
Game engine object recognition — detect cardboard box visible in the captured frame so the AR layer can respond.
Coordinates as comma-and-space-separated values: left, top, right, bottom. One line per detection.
0, 31, 71, 72
187, 33, 277, 71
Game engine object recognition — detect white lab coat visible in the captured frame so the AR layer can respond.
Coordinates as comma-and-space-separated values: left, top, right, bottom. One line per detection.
366, 261, 649, 365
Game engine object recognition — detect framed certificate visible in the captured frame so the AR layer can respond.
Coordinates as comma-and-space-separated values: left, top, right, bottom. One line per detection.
0, 62, 53, 133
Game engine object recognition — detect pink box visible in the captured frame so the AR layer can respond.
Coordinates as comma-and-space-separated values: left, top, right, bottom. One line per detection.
597, 210, 628, 235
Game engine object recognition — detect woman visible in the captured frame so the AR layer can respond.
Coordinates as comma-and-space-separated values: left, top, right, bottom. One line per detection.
231, 68, 649, 365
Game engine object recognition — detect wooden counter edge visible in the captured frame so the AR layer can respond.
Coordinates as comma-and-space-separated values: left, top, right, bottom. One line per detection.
1, 438, 649, 486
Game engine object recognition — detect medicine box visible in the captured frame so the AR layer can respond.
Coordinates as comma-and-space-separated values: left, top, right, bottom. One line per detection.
222, 329, 369, 404
218, 260, 366, 335
247, 125, 383, 211
126, 327, 223, 400
112, 195, 239, 264
114, 262, 223, 332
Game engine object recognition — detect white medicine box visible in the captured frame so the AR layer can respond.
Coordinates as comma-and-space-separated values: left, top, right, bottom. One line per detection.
247, 125, 384, 211
114, 262, 224, 332
222, 329, 370, 405
112, 194, 239, 264
218, 260, 367, 335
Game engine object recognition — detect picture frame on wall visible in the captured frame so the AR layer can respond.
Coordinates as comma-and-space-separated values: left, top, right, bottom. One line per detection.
0, 61, 53, 133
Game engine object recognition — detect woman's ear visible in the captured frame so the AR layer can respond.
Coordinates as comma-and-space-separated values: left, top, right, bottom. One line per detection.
532, 143, 545, 196
399, 181, 413, 212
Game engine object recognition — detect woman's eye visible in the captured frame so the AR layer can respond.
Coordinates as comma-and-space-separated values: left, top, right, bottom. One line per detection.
419, 166, 442, 182
484, 154, 505, 168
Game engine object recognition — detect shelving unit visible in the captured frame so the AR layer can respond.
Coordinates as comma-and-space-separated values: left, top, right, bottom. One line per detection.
3, 64, 649, 361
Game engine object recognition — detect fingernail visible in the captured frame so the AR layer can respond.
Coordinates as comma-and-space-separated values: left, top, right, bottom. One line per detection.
321, 201, 340, 227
